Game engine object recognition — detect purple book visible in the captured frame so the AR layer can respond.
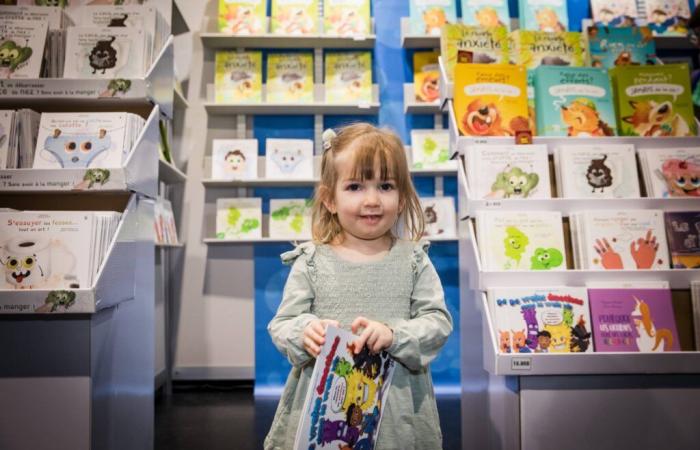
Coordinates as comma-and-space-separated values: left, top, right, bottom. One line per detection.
664, 212, 700, 269
588, 288, 680, 352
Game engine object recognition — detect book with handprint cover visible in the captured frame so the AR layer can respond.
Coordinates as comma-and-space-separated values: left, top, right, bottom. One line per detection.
294, 325, 395, 450
664, 212, 700, 269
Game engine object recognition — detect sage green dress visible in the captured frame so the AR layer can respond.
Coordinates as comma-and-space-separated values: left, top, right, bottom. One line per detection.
264, 240, 454, 450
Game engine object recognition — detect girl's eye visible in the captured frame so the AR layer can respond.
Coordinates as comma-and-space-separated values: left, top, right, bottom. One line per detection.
379, 183, 394, 191
346, 183, 361, 191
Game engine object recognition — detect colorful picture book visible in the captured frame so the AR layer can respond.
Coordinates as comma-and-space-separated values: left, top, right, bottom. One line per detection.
664, 211, 700, 269
488, 287, 593, 353
218, 0, 265, 35
420, 196, 456, 238
0, 4, 64, 30
409, 129, 454, 170
215, 198, 263, 239
154, 198, 178, 246
585, 26, 657, 69
0, 18, 48, 79
269, 198, 313, 240
0, 108, 40, 169
264, 138, 314, 179
413, 51, 440, 104
211, 139, 259, 181
534, 66, 617, 137
509, 30, 585, 69
590, 0, 638, 27
324, 51, 372, 103
517, 0, 568, 32
270, 0, 318, 35
476, 210, 566, 271
409, 0, 457, 35
589, 288, 680, 352
215, 51, 263, 103
323, 0, 371, 37
63, 27, 149, 79
644, 0, 691, 36
294, 325, 395, 449
466, 144, 551, 199
460, 0, 510, 29
440, 24, 509, 82
638, 147, 700, 198
266, 52, 314, 103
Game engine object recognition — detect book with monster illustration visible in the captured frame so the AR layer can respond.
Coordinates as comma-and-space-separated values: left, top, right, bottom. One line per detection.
63, 27, 148, 79
264, 138, 314, 179
419, 196, 456, 238
585, 26, 657, 69
215, 198, 263, 239
644, 0, 691, 37
211, 139, 259, 181
664, 211, 700, 269
409, 0, 457, 36
323, 0, 371, 37
215, 50, 263, 103
460, 0, 510, 30
637, 147, 700, 198
409, 129, 454, 170
439, 23, 509, 82
270, 0, 318, 35
413, 51, 440, 104
0, 18, 48, 79
218, 0, 266, 35
324, 51, 372, 104
517, 0, 568, 32
590, 0, 638, 27
266, 52, 314, 103
269, 198, 313, 240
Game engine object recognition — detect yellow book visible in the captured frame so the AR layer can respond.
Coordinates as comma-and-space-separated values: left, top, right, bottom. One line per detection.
509, 30, 584, 69
218, 0, 266, 35
266, 53, 314, 103
453, 63, 530, 137
413, 51, 440, 103
323, 0, 371, 37
215, 51, 263, 103
270, 0, 319, 35
440, 24, 510, 82
324, 51, 372, 103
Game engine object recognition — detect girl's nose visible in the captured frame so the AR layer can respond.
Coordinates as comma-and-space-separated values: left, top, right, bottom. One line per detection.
364, 188, 380, 205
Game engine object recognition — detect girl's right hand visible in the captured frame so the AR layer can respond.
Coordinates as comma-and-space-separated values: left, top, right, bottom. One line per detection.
303, 319, 340, 357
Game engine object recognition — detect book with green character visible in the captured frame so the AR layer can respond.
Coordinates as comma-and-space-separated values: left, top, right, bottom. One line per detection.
216, 198, 262, 239
409, 129, 455, 171
269, 199, 313, 240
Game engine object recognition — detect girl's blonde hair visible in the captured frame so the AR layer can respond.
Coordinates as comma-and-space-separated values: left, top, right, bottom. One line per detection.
312, 123, 425, 244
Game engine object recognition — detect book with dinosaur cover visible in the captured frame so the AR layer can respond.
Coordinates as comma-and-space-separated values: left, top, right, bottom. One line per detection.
63, 27, 149, 79
590, 0, 638, 27
585, 26, 657, 69
270, 0, 318, 35
215, 50, 263, 103
488, 287, 593, 353
517, 0, 568, 32
413, 51, 440, 104
266, 52, 314, 103
409, 129, 454, 170
664, 211, 700, 269
0, 18, 48, 79
216, 197, 263, 239
419, 196, 456, 238
264, 138, 314, 179
269, 198, 313, 239
460, 0, 510, 29
218, 0, 266, 35
323, 0, 371, 37
409, 0, 457, 36
294, 325, 395, 449
211, 139, 259, 181
644, 0, 691, 37
588, 288, 679, 352
637, 147, 700, 198
439, 23, 509, 82
324, 51, 372, 103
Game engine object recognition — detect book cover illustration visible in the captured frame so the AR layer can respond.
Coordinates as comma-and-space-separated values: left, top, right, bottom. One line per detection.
488, 287, 593, 353
211, 139, 259, 181
664, 211, 700, 268
324, 51, 372, 103
218, 0, 265, 35
215, 51, 262, 103
556, 145, 640, 198
269, 198, 313, 239
271, 0, 318, 35
585, 26, 656, 69
63, 27, 146, 79
78, 5, 156, 29
640, 147, 700, 198
266, 52, 314, 103
645, 0, 691, 36
413, 51, 440, 104
323, 0, 371, 37
611, 64, 696, 137
409, 129, 453, 170
588, 288, 680, 352
409, 0, 457, 36
440, 24, 509, 82
0, 4, 64, 31
0, 18, 48, 79
453, 63, 530, 137
215, 198, 262, 239
265, 138, 314, 179
590, 0, 638, 27
518, 0, 568, 32
509, 30, 584, 69
294, 325, 395, 450
461, 0, 510, 29
420, 196, 456, 238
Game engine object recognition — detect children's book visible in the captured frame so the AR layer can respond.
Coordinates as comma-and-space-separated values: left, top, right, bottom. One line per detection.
466, 144, 551, 199
554, 144, 640, 198
488, 287, 593, 353
413, 51, 440, 104
644, 0, 691, 37
585, 26, 657, 69
534, 66, 616, 137
324, 51, 372, 103
214, 50, 263, 103
218, 0, 265, 35
476, 210, 566, 271
409, 0, 457, 36
266, 52, 314, 103
215, 198, 263, 239
638, 147, 700, 198
0, 5, 64, 30
453, 63, 530, 137
0, 18, 48, 79
323, 0, 371, 37
664, 211, 700, 269
409, 129, 454, 170
588, 288, 680, 352
420, 196, 457, 238
270, 0, 318, 35
265, 138, 314, 179
460, 0, 510, 30
269, 198, 313, 240
590, 0, 638, 27
517, 0, 568, 32
211, 139, 259, 180
294, 325, 395, 449
63, 27, 148, 79
440, 24, 509, 82
610, 64, 696, 137
509, 30, 584, 69
0, 110, 13, 169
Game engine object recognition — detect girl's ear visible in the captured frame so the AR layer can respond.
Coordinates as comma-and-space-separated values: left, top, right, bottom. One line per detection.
320, 185, 336, 214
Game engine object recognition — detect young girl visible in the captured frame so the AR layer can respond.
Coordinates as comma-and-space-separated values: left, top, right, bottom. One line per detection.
265, 123, 453, 449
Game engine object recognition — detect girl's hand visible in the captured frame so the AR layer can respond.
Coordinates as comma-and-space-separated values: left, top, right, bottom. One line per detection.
303, 319, 340, 357
351, 316, 393, 354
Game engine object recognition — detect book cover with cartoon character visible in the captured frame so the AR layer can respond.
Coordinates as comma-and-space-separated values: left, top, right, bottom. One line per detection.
476, 210, 566, 271
218, 0, 265, 35
215, 50, 263, 103
323, 0, 371, 37
271, 0, 318, 35
0, 18, 48, 79
409, 129, 455, 170
453, 63, 530, 137
517, 0, 568, 32
588, 288, 679, 352
409, 0, 457, 36
215, 197, 262, 239
439, 24, 509, 82
264, 138, 314, 179
413, 51, 440, 104
211, 139, 259, 181
585, 26, 657, 69
460, 0, 510, 30
590, 0, 638, 27
644, 0, 691, 37
664, 211, 700, 269
534, 66, 617, 137
638, 147, 700, 198
610, 64, 696, 137
419, 196, 456, 238
269, 198, 313, 240
294, 325, 395, 450
324, 51, 372, 103
488, 287, 593, 353
63, 27, 148, 79
266, 52, 314, 103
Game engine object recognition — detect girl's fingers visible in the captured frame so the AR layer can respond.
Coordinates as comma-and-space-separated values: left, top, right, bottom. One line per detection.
351, 316, 369, 333
321, 319, 340, 329
311, 321, 325, 336
366, 328, 379, 350
304, 337, 320, 356
305, 327, 324, 345
353, 327, 373, 354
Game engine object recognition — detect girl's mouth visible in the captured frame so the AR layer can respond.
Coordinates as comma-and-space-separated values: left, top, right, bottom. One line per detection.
359, 214, 382, 224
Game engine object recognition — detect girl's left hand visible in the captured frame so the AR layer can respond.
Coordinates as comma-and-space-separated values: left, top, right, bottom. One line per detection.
351, 316, 393, 354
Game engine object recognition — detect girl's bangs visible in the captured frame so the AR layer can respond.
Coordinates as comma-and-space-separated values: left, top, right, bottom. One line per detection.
348, 138, 401, 181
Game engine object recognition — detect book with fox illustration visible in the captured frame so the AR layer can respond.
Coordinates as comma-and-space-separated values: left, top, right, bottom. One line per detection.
517, 0, 568, 32
218, 0, 265, 35
266, 52, 314, 103
585, 26, 657, 69
638, 147, 700, 198
590, 0, 638, 27
270, 0, 318, 35
323, 0, 371, 37
440, 24, 509, 82
664, 211, 700, 269
214, 50, 263, 103
409, 0, 457, 36
413, 51, 440, 104
324, 51, 372, 103
461, 0, 510, 30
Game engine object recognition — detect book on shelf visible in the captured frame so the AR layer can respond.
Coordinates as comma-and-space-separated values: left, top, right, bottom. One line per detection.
409, 129, 454, 170
214, 50, 263, 103
644, 0, 691, 37
324, 51, 372, 104
420, 196, 456, 238
63, 27, 149, 79
0, 109, 40, 170
0, 18, 48, 79
269, 198, 313, 240
270, 0, 318, 35
584, 26, 657, 69
664, 211, 700, 269
266, 52, 314, 103
408, 0, 457, 36
218, 0, 266, 35
439, 24, 509, 82
211, 139, 259, 181
0, 4, 66, 30
264, 138, 314, 179
0, 111, 11, 169
588, 288, 680, 352
154, 198, 178, 246
215, 197, 263, 240
412, 51, 440, 104
488, 287, 593, 353
637, 147, 700, 198
517, 0, 568, 32
590, 0, 638, 27
476, 210, 567, 271
294, 325, 395, 450
323, 0, 371, 37
466, 144, 551, 199
460, 0, 510, 29
610, 64, 696, 137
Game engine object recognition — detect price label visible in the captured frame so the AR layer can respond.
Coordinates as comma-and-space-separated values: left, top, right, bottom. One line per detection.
358, 101, 371, 109
484, 201, 502, 209
511, 357, 531, 371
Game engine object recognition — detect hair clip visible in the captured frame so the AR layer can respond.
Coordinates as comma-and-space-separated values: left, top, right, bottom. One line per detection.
322, 128, 337, 152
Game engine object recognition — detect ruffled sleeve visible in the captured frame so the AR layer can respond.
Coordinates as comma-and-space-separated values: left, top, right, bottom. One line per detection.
267, 242, 319, 368
386, 240, 453, 372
